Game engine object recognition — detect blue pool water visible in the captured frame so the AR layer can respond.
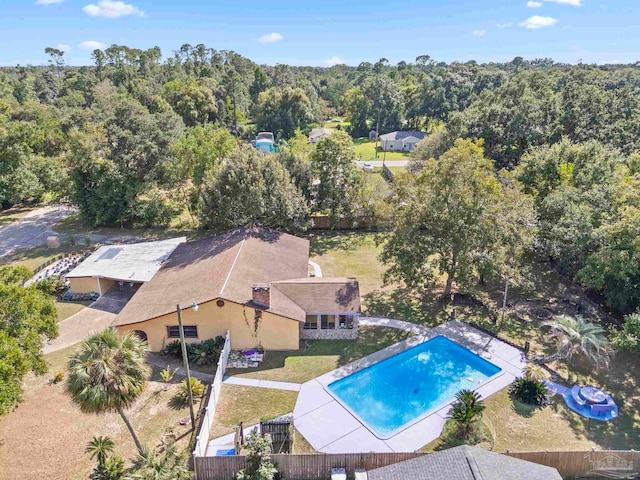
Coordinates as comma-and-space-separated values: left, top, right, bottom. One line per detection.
327, 335, 501, 438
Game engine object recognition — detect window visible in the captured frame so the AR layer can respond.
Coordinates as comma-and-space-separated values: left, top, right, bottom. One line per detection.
303, 315, 317, 330
389, 143, 394, 149
339, 315, 354, 329
167, 325, 198, 338
321, 314, 335, 330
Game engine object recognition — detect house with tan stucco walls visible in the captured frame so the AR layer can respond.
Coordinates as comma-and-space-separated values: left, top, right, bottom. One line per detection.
104, 227, 361, 351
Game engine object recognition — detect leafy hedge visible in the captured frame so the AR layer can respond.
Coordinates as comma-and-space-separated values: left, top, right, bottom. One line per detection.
162, 336, 225, 366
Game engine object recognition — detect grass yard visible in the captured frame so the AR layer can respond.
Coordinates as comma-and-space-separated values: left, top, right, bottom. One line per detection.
55, 300, 91, 322
0, 345, 195, 480
353, 137, 411, 161
0, 243, 87, 271
307, 231, 640, 451
226, 326, 413, 383
209, 385, 298, 439
0, 205, 38, 227
323, 120, 350, 130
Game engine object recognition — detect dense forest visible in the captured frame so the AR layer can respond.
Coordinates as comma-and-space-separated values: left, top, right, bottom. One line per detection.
1, 45, 639, 318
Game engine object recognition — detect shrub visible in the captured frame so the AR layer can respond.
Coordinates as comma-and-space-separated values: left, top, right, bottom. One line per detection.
177, 377, 205, 400
236, 431, 278, 480
52, 371, 64, 384
163, 337, 223, 365
510, 378, 550, 406
612, 313, 640, 353
447, 390, 485, 440
160, 365, 174, 386
34, 275, 67, 295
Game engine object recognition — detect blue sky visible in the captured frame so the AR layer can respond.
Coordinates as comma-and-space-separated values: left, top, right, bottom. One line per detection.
0, 0, 638, 66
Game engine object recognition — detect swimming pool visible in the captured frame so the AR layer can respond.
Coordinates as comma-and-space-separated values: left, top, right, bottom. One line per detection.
327, 335, 502, 438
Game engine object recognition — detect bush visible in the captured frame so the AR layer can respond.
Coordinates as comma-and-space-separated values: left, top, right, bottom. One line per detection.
177, 377, 205, 400
612, 313, 640, 353
34, 275, 67, 295
163, 337, 224, 365
52, 371, 64, 384
510, 378, 550, 406
439, 418, 490, 448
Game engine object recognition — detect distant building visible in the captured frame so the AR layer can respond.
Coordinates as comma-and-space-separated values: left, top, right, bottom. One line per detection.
379, 130, 427, 152
309, 128, 333, 144
255, 132, 277, 153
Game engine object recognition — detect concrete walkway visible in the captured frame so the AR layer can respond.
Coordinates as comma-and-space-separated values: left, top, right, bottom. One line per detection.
223, 376, 301, 392
360, 316, 431, 336
308, 260, 322, 278
43, 306, 116, 354
294, 320, 526, 453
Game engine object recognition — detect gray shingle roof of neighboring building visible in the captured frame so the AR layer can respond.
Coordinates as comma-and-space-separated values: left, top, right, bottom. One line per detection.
379, 130, 427, 141
368, 446, 562, 480
309, 128, 334, 141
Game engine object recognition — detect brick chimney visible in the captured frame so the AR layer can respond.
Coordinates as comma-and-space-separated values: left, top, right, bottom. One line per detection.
252, 284, 270, 308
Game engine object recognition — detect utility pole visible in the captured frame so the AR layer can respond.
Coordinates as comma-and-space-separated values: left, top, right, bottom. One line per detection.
177, 304, 196, 428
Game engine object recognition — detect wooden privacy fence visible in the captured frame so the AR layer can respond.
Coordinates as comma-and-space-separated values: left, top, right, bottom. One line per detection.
194, 452, 427, 480
192, 330, 231, 459
505, 450, 640, 478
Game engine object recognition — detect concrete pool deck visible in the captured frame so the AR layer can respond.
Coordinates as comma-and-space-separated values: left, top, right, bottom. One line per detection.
293, 320, 526, 453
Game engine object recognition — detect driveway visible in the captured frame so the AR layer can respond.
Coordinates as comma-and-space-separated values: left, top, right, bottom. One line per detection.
0, 205, 75, 259
44, 306, 116, 353
356, 160, 409, 168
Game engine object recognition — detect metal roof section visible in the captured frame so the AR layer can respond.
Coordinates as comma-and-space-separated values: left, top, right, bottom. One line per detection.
65, 237, 186, 283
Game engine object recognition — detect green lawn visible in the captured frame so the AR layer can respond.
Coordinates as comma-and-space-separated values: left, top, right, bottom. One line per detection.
353, 137, 411, 161
55, 301, 91, 322
0, 205, 37, 227
323, 119, 350, 130
226, 326, 413, 383
0, 243, 89, 271
306, 231, 640, 451
210, 385, 299, 439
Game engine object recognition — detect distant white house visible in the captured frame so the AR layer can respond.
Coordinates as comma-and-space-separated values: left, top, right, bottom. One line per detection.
379, 131, 427, 152
309, 128, 334, 144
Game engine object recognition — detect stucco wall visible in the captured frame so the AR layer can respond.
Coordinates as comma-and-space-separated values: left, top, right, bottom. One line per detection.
68, 276, 100, 294
116, 299, 300, 352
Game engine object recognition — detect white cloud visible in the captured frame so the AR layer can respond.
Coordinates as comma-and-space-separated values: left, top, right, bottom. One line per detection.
472, 30, 486, 36
497, 22, 513, 28
544, 0, 582, 5
520, 15, 558, 29
79, 40, 107, 50
259, 32, 283, 44
324, 56, 344, 66
36, 0, 64, 5
82, 1, 145, 18
527, 1, 543, 7
56, 44, 71, 53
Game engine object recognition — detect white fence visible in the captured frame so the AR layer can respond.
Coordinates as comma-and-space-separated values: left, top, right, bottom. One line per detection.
193, 330, 231, 459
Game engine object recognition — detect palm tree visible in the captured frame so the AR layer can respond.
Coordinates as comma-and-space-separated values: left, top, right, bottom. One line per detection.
67, 329, 150, 454
448, 389, 485, 440
86, 436, 116, 466
539, 314, 611, 369
125, 446, 191, 480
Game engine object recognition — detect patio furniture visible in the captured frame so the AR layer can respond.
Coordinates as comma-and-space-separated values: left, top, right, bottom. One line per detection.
331, 467, 347, 480
570, 385, 586, 407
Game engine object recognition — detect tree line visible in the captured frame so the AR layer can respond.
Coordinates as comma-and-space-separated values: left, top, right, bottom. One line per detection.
1, 46, 639, 318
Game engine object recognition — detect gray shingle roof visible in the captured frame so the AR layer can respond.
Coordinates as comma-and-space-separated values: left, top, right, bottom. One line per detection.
379, 130, 427, 141
368, 446, 562, 480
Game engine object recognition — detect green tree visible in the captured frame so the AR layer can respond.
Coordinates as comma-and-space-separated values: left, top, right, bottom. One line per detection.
539, 315, 611, 370
0, 265, 32, 285
236, 431, 278, 480
162, 79, 216, 127
66, 329, 150, 453
343, 87, 369, 138
0, 270, 58, 414
198, 149, 308, 231
255, 86, 315, 139
86, 436, 116, 466
612, 312, 640, 353
381, 139, 535, 297
310, 131, 361, 222
448, 390, 485, 440
126, 446, 191, 480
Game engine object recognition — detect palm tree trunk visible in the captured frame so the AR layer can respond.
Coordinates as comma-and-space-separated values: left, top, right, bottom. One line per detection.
117, 405, 144, 454
536, 351, 563, 364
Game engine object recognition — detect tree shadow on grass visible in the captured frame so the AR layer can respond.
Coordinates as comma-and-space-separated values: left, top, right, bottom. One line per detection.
363, 287, 450, 327
307, 231, 371, 256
